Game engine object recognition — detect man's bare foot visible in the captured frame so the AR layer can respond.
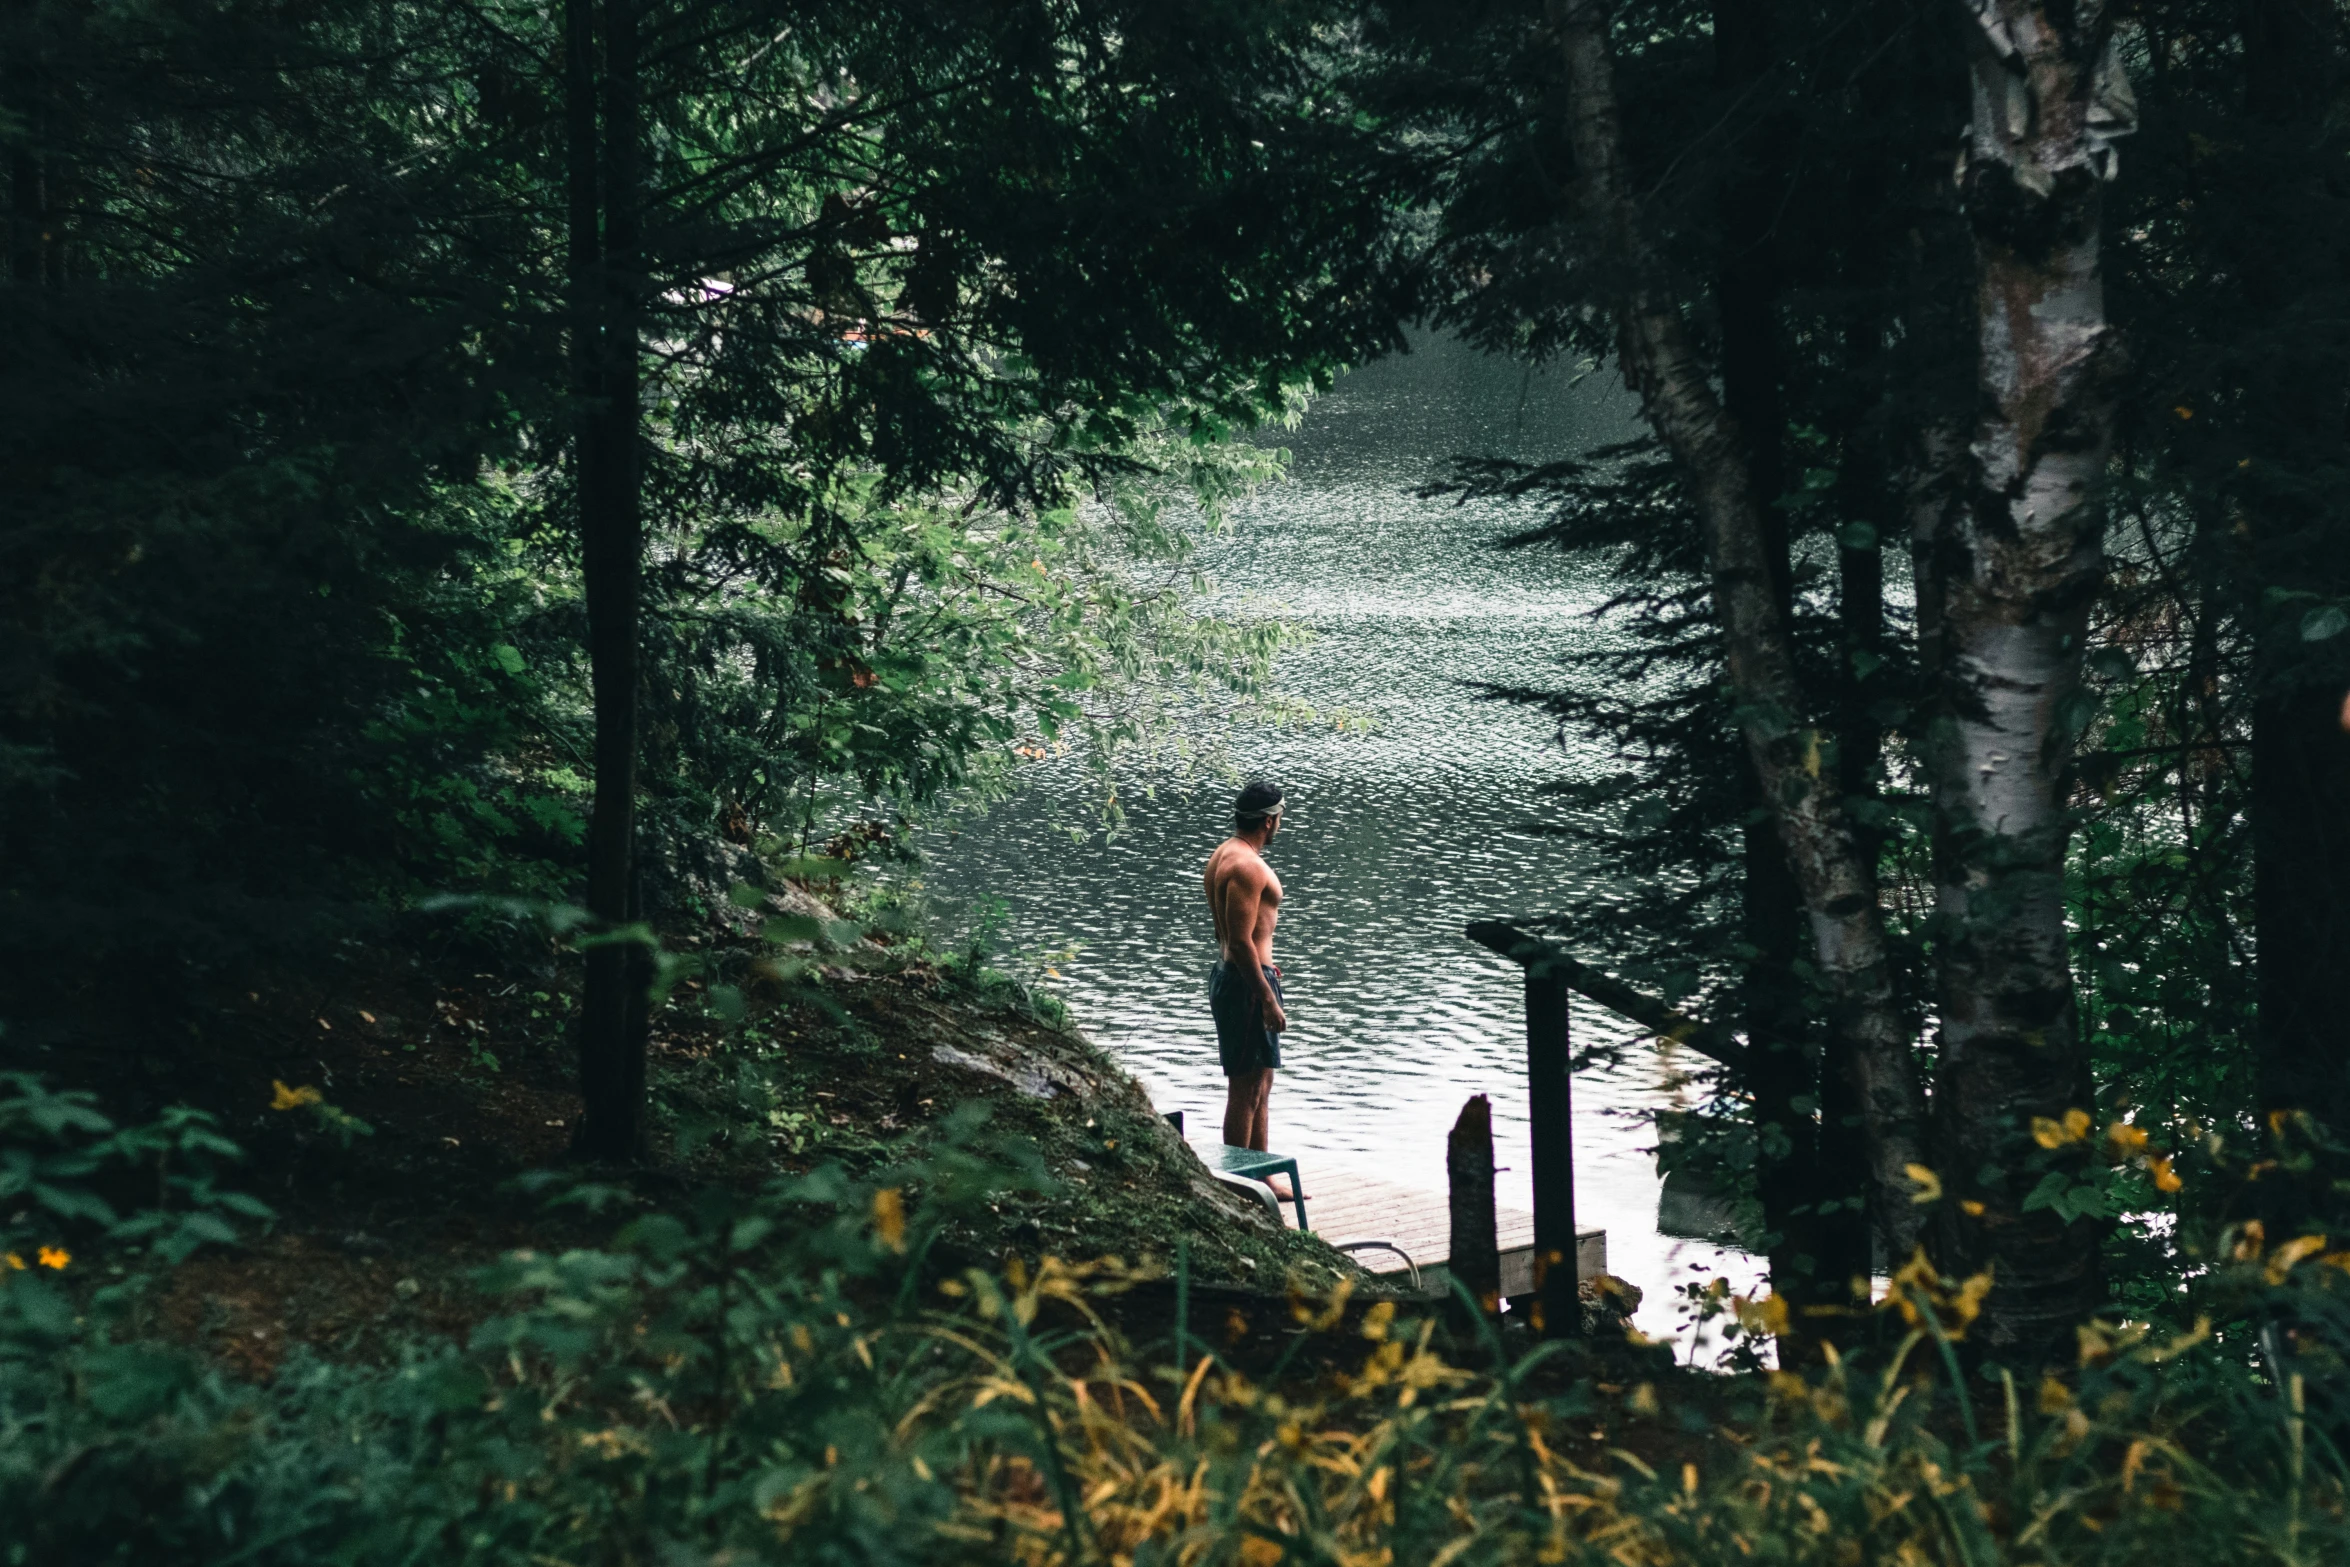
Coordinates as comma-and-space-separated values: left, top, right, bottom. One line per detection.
1267, 1178, 1309, 1202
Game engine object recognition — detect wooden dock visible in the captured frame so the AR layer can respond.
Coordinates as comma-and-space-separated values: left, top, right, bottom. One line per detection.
1280, 1168, 1606, 1298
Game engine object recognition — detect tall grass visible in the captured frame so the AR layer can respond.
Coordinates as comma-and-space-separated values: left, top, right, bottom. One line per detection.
2, 1076, 2346, 1565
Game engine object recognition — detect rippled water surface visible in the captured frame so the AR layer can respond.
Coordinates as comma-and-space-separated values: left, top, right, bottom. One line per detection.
917, 336, 1764, 1344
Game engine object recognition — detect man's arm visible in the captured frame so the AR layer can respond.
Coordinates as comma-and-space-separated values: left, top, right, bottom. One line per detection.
1254, 944, 1287, 1033
1235, 867, 1287, 1033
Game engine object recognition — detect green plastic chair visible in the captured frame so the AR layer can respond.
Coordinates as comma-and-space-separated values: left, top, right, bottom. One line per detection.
1200, 1143, 1309, 1231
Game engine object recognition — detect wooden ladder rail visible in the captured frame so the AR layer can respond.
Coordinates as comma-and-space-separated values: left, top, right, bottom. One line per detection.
1462, 918, 1747, 1338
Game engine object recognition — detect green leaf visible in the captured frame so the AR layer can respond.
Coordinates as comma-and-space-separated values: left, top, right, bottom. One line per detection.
3, 1275, 74, 1338
728, 882, 769, 910
154, 1211, 243, 1262
2302, 606, 2348, 641
81, 1344, 197, 1421
33, 1182, 117, 1226
423, 1361, 493, 1413
2022, 1170, 2112, 1223
619, 1213, 694, 1265
2021, 1171, 2071, 1214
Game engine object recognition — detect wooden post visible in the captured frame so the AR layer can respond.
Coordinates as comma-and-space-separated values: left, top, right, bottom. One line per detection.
1463, 921, 1592, 1338
1526, 967, 1580, 1336
1447, 1095, 1500, 1320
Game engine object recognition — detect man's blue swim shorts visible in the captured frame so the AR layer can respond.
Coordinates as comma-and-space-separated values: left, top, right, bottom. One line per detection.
1208, 960, 1283, 1075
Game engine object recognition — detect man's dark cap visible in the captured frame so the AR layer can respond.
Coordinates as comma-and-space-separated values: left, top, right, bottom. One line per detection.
1234, 780, 1285, 822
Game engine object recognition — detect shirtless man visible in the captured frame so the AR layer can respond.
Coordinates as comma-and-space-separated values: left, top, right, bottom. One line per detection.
1203, 780, 1301, 1197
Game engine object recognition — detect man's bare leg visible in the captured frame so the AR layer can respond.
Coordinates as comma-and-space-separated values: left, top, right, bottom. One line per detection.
1252, 1072, 1308, 1201
1223, 1070, 1268, 1147
1223, 1072, 1306, 1199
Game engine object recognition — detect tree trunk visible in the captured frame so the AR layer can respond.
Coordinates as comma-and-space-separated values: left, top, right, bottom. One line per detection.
2254, 682, 2350, 1143
1930, 0, 2131, 1360
2238, 0, 2350, 1211
572, 0, 651, 1160
1552, 0, 1928, 1257
1709, 0, 1863, 1338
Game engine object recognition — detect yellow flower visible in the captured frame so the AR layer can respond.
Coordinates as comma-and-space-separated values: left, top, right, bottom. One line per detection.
36, 1246, 69, 1270
1950, 1270, 1994, 1330
2032, 1109, 2093, 1149
2267, 1233, 2329, 1285
271, 1080, 323, 1111
3, 1253, 23, 1271
2105, 1121, 2149, 1155
871, 1187, 906, 1253
1735, 1293, 1791, 1337
2148, 1155, 2183, 1194
1903, 1163, 1943, 1205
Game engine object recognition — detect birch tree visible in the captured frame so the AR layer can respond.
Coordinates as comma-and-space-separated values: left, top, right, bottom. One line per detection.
1549, 0, 1929, 1257
1923, 0, 2136, 1357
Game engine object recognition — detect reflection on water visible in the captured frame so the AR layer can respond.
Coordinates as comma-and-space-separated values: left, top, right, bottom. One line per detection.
917, 335, 1765, 1348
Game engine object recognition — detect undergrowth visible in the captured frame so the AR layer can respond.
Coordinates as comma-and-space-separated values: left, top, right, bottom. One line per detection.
4, 1075, 2348, 1565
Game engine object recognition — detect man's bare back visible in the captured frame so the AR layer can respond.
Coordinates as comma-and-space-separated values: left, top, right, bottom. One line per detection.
1205, 840, 1284, 1018
1203, 780, 1299, 1197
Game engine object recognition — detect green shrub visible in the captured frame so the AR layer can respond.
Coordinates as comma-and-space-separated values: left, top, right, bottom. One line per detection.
5, 1076, 2349, 1565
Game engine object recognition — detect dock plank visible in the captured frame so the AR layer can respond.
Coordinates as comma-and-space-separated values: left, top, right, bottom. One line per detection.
1257, 1166, 1604, 1291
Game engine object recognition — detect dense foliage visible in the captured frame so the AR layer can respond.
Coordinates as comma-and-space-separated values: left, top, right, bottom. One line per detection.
0, 0, 1403, 1027
11, 1078, 2350, 1567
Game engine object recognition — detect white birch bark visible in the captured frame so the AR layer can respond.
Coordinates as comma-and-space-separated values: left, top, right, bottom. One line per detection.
1932, 0, 2134, 1358
1551, 0, 1928, 1257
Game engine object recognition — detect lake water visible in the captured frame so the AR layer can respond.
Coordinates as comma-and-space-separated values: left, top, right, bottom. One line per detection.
917, 335, 1766, 1350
